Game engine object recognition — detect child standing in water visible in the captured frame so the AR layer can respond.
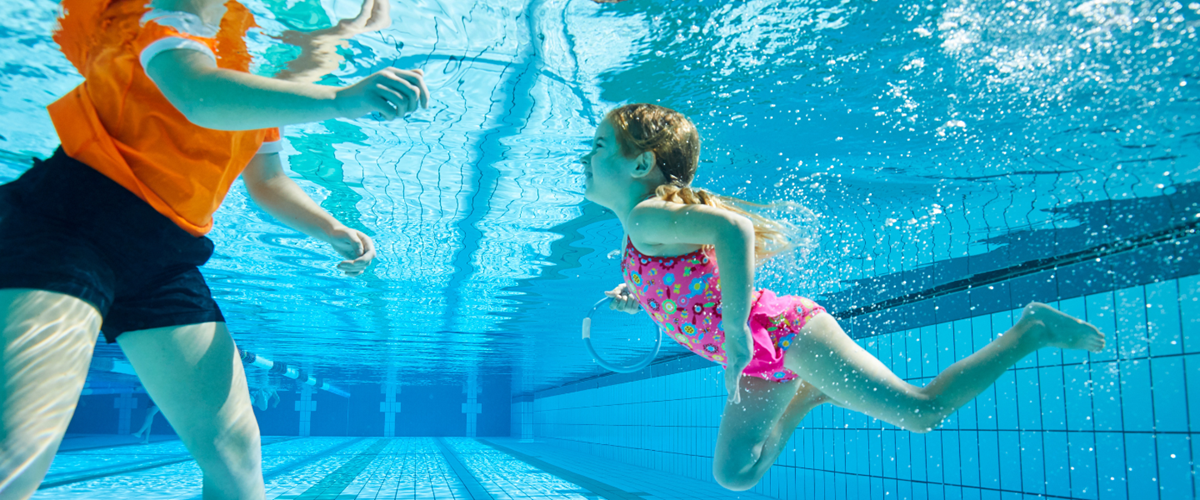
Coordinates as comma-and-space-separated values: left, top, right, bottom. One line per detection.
584, 104, 1106, 491
0, 0, 427, 498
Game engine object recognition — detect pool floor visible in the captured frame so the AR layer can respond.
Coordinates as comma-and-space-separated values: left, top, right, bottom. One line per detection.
36, 435, 764, 499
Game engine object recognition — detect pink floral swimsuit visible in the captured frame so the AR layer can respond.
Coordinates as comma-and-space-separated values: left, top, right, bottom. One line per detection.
621, 240, 826, 382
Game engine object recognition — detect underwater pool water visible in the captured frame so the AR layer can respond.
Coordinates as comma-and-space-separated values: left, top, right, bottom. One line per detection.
2, 0, 1198, 498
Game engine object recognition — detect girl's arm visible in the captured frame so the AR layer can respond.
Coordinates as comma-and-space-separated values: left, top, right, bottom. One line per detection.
627, 201, 757, 403
241, 152, 375, 276
145, 49, 428, 130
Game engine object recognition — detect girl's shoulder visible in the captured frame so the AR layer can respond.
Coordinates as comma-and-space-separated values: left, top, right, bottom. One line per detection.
628, 196, 684, 219
625, 198, 676, 236
626, 198, 711, 257
629, 196, 738, 226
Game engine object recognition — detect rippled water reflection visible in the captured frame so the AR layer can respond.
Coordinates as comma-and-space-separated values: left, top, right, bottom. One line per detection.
0, 0, 1195, 391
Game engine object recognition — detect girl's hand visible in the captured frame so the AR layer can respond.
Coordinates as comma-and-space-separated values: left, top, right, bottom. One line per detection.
723, 326, 754, 404
605, 283, 640, 314
334, 68, 430, 120
325, 226, 376, 276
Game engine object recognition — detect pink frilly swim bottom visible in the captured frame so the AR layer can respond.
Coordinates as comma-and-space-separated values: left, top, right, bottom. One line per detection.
739, 289, 827, 383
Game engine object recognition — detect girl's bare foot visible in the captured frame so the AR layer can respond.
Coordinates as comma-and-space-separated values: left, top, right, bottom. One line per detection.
1019, 302, 1106, 352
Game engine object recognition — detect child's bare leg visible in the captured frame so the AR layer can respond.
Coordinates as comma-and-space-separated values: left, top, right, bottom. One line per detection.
0, 289, 101, 500
712, 377, 798, 491
922, 303, 1103, 410
723, 380, 829, 490
118, 323, 263, 500
713, 377, 829, 491
133, 406, 156, 439
786, 303, 1104, 432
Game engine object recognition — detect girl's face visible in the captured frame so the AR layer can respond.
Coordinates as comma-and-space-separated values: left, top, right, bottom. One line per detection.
581, 120, 639, 208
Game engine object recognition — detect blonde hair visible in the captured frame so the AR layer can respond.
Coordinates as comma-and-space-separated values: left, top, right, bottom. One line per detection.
606, 104, 796, 261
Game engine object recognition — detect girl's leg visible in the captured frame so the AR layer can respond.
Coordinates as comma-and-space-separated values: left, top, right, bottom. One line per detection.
117, 322, 264, 500
0, 289, 101, 500
786, 302, 1104, 432
712, 376, 829, 491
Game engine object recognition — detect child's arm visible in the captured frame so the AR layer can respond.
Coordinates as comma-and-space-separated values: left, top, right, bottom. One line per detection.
627, 201, 757, 403
241, 152, 375, 276
145, 49, 428, 130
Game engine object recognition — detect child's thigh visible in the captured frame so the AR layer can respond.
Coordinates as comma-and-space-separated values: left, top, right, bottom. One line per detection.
1, 289, 101, 496
118, 322, 264, 498
783, 313, 927, 422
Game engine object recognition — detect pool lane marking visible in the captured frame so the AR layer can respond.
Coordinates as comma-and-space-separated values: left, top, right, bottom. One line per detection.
38, 436, 303, 490
261, 437, 370, 483
178, 438, 372, 500
56, 435, 181, 453
434, 437, 496, 500
275, 438, 390, 500
474, 439, 649, 500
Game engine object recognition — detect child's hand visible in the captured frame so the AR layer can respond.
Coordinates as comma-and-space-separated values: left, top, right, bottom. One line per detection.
723, 326, 753, 405
325, 226, 376, 276
334, 68, 430, 120
605, 284, 640, 314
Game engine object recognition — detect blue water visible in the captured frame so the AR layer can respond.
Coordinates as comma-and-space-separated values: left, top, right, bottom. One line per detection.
2, 0, 1198, 498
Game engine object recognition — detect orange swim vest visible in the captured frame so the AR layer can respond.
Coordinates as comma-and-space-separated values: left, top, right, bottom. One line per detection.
49, 0, 280, 236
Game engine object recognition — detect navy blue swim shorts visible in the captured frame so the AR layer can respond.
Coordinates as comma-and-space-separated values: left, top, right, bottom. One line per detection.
0, 148, 224, 342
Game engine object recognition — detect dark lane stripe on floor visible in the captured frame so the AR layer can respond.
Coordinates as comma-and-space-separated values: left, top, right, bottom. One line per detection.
277, 438, 389, 500
39, 455, 193, 490
434, 437, 495, 500
475, 439, 648, 500
57, 435, 180, 453
38, 437, 302, 491
262, 437, 369, 482
181, 438, 370, 500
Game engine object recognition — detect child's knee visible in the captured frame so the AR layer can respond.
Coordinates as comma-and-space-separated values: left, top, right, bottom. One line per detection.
894, 395, 947, 433
712, 440, 769, 491
184, 412, 260, 471
909, 402, 949, 433
219, 419, 261, 466
713, 462, 759, 491
193, 423, 262, 497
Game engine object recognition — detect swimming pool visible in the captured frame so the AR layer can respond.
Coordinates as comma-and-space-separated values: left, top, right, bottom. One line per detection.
2, 0, 1197, 498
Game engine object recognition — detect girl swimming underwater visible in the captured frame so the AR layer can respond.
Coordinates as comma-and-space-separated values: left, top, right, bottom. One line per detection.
0, 0, 427, 498
583, 103, 1106, 491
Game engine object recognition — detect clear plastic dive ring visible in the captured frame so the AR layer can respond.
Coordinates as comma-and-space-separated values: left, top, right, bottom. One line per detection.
582, 297, 663, 373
